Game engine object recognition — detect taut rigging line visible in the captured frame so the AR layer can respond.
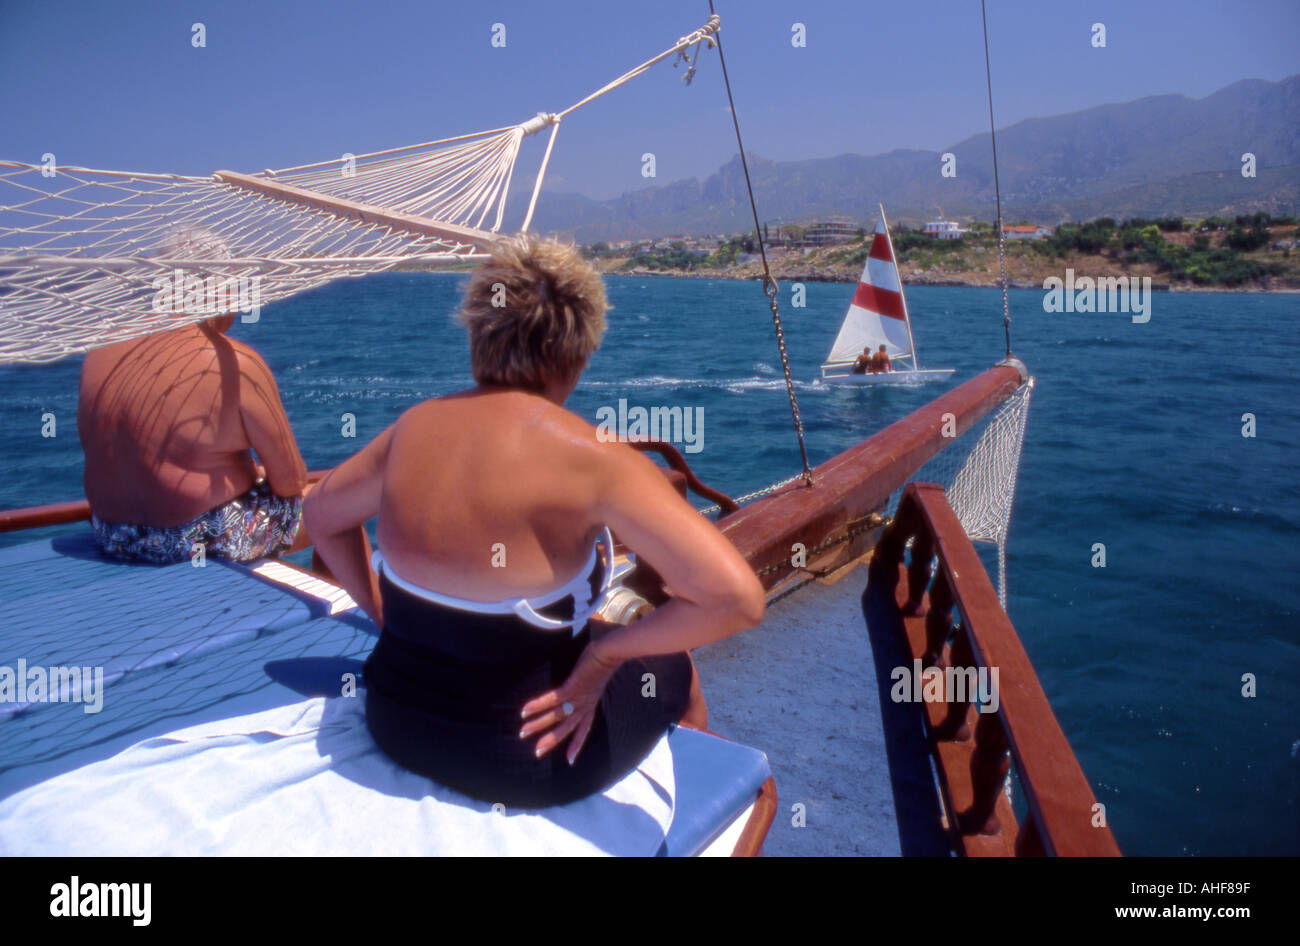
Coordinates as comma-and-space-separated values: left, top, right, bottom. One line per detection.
707, 0, 815, 486
981, 0, 1013, 358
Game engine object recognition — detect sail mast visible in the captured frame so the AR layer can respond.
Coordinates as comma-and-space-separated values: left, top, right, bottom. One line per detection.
881, 204, 920, 370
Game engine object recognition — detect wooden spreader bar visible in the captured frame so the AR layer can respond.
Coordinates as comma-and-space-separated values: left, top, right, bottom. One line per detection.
213, 170, 503, 252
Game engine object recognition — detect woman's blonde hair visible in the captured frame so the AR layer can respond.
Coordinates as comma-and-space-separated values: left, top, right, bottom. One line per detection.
457, 234, 609, 390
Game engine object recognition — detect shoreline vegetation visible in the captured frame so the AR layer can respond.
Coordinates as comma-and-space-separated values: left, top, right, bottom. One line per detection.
399, 214, 1300, 292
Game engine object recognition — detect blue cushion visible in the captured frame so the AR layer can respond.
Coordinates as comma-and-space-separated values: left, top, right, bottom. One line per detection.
0, 534, 321, 719
660, 726, 771, 856
0, 533, 770, 855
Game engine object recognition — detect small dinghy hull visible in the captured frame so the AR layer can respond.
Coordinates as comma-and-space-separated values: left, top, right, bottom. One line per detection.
820, 367, 956, 386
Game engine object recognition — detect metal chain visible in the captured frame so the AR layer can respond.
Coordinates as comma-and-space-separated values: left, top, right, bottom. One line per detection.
696, 471, 807, 516
762, 274, 814, 484
754, 511, 890, 578
707, 0, 814, 485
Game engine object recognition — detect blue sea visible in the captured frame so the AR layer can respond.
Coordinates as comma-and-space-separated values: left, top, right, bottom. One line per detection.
1, 272, 1297, 855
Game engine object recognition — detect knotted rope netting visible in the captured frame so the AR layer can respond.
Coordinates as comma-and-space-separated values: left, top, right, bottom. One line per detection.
0, 17, 721, 365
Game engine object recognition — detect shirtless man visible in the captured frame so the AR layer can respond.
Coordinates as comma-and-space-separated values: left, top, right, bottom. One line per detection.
868, 345, 892, 373
77, 311, 310, 564
851, 345, 872, 374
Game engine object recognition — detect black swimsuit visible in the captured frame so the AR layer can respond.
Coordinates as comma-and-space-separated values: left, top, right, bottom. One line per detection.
363, 533, 691, 809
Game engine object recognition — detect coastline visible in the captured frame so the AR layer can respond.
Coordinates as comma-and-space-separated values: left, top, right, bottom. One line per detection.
598, 267, 1300, 293
401, 261, 1299, 293
583, 223, 1300, 294
396, 225, 1300, 293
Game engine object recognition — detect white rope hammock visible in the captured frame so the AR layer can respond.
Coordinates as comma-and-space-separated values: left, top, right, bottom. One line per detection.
0, 17, 720, 365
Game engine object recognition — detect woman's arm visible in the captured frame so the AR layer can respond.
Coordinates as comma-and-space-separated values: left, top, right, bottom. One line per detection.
589, 443, 766, 658
521, 441, 765, 761
301, 425, 395, 628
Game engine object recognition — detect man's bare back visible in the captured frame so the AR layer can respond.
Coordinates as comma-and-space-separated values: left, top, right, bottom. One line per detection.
78, 317, 306, 527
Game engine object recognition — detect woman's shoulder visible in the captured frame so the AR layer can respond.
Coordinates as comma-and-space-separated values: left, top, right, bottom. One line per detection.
388, 390, 607, 453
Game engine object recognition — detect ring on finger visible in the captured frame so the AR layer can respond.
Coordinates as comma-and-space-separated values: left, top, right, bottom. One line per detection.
561, 701, 575, 717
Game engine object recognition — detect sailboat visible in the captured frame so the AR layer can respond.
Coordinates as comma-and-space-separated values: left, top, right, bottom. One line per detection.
819, 205, 955, 385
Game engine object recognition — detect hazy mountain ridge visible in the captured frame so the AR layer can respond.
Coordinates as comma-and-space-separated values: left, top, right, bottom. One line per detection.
517, 75, 1300, 240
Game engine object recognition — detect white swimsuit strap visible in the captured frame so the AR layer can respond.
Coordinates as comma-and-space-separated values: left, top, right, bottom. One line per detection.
373, 528, 616, 635
514, 529, 618, 632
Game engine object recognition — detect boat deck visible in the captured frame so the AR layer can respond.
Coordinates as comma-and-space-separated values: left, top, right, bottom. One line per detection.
694, 562, 952, 856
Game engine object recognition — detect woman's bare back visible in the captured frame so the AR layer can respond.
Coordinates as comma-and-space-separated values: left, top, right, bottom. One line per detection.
376, 388, 604, 601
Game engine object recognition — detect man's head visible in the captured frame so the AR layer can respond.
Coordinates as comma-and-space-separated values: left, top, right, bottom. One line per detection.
160, 225, 230, 261
457, 234, 609, 393
158, 225, 238, 332
878, 345, 887, 353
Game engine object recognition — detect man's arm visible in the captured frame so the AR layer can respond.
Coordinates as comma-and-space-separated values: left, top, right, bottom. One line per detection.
237, 348, 308, 497
302, 425, 394, 627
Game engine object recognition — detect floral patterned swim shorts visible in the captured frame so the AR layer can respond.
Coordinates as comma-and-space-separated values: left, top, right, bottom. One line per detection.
91, 481, 302, 565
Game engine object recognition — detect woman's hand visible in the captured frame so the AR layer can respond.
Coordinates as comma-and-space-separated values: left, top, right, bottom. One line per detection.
519, 642, 622, 765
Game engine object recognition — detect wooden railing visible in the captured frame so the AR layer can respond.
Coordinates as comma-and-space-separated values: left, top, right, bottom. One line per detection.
628, 440, 740, 515
0, 468, 336, 533
869, 482, 1120, 856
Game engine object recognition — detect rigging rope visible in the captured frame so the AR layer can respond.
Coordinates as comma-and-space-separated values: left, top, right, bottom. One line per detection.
706, 0, 814, 486
981, 0, 1012, 358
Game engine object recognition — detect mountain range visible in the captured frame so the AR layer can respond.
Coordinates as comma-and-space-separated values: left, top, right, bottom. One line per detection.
515, 75, 1300, 241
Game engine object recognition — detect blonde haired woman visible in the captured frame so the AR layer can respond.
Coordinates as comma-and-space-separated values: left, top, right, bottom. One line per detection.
306, 236, 764, 808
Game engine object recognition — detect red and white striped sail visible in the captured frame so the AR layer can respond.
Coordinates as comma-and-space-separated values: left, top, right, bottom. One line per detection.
825, 207, 914, 365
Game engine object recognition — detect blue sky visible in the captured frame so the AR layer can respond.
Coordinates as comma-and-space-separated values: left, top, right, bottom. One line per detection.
1, 0, 1296, 200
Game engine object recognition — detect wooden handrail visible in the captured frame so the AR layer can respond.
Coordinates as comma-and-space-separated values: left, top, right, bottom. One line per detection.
871, 482, 1121, 857
722, 359, 1027, 589
0, 498, 95, 533
0, 460, 708, 536
0, 468, 336, 533
628, 440, 740, 515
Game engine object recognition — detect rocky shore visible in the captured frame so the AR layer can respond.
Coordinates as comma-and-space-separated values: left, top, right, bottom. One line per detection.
592, 243, 1298, 292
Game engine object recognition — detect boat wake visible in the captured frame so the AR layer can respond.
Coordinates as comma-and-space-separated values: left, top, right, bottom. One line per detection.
582, 375, 828, 395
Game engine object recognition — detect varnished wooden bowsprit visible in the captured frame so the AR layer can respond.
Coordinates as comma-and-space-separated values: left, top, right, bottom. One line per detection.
871, 482, 1121, 857
722, 359, 1027, 591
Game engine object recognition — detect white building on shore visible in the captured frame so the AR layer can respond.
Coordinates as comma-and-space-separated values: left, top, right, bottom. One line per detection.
1002, 224, 1053, 240
922, 216, 966, 240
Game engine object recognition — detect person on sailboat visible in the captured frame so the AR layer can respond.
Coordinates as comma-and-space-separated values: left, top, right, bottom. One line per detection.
77, 231, 312, 565
820, 207, 954, 384
868, 345, 892, 374
305, 234, 765, 809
